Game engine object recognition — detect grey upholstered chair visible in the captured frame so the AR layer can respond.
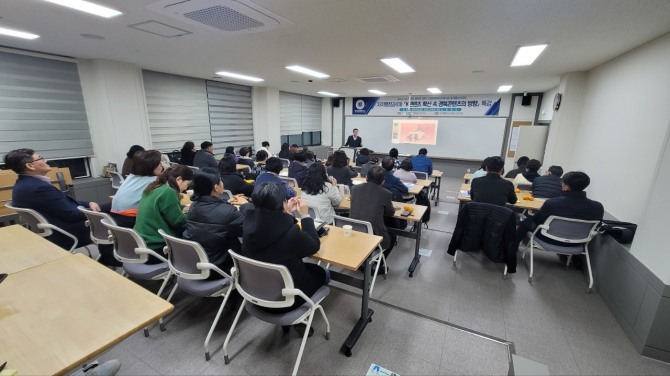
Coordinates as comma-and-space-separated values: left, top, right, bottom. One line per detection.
412, 171, 429, 180
77, 206, 116, 261
6, 201, 80, 253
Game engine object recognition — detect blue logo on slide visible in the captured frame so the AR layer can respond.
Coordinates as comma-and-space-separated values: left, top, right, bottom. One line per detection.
352, 97, 379, 115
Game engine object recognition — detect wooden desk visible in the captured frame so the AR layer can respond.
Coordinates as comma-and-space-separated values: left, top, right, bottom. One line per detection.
0, 225, 71, 274
463, 172, 473, 184
351, 177, 425, 195
0, 254, 174, 376
390, 203, 428, 277
236, 164, 251, 172
458, 183, 546, 211
430, 170, 443, 206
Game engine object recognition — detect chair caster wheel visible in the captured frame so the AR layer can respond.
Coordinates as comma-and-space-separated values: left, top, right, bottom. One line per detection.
368, 317, 372, 323
325, 332, 330, 340
224, 355, 230, 365
205, 352, 211, 361
143, 328, 149, 337
344, 349, 352, 357
281, 325, 291, 334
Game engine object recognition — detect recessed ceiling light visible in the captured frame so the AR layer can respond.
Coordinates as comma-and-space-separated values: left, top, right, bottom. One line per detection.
510, 44, 547, 66
0, 26, 40, 40
368, 89, 387, 95
318, 91, 339, 97
497, 85, 513, 92
42, 0, 122, 18
285, 65, 329, 79
216, 71, 264, 82
427, 88, 442, 94
380, 58, 415, 73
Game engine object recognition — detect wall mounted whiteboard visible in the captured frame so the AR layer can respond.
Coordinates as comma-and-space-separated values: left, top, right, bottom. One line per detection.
344, 116, 507, 160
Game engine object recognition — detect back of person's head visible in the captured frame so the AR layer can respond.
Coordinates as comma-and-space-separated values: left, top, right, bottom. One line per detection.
381, 156, 395, 172
389, 148, 399, 159
293, 152, 306, 163
256, 149, 269, 162
332, 150, 348, 168
359, 148, 370, 156
418, 148, 428, 155
201, 141, 213, 150
262, 141, 270, 148
562, 171, 590, 191
548, 165, 564, 177
146, 164, 194, 194
181, 141, 195, 153
400, 158, 413, 171
305, 150, 315, 161
485, 156, 505, 173
126, 145, 145, 159
325, 154, 334, 166
239, 146, 249, 157
4, 148, 35, 174
303, 162, 329, 195
193, 167, 221, 197
251, 181, 286, 211
516, 156, 529, 168
132, 150, 162, 176
367, 166, 386, 185
281, 142, 289, 152
225, 146, 235, 154
265, 157, 283, 173
480, 157, 491, 170
219, 154, 237, 173
525, 159, 542, 173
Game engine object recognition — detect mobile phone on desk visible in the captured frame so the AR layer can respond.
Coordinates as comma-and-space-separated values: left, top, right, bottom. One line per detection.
0, 273, 7, 284
400, 210, 412, 217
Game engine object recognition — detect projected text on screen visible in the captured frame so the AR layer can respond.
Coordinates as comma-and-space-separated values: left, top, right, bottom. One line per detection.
391, 119, 438, 145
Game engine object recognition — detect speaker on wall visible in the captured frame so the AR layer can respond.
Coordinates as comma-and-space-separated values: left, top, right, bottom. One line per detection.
521, 95, 532, 106
332, 98, 340, 107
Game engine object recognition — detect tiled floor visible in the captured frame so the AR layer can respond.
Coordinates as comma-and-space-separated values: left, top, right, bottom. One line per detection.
94, 177, 670, 375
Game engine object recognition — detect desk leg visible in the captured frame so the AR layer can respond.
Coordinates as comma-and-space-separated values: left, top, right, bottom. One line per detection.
341, 257, 374, 357
408, 221, 422, 277
434, 176, 441, 206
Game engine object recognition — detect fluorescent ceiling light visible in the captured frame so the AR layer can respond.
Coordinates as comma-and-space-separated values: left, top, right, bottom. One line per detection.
497, 85, 513, 92
216, 71, 264, 82
380, 58, 415, 73
285, 65, 329, 79
368, 89, 387, 95
42, 0, 122, 18
510, 44, 547, 66
318, 91, 339, 97
0, 26, 40, 40
427, 88, 442, 94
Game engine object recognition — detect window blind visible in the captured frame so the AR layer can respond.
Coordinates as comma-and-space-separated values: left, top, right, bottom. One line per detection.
0, 51, 93, 160
279, 92, 322, 135
206, 81, 253, 151
142, 70, 211, 152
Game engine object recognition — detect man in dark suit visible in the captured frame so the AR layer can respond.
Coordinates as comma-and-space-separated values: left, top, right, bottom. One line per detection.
350, 166, 396, 273
471, 156, 517, 207
344, 128, 362, 147
193, 141, 218, 169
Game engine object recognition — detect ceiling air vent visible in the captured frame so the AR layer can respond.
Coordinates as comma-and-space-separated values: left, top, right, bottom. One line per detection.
146, 0, 292, 35
354, 75, 400, 83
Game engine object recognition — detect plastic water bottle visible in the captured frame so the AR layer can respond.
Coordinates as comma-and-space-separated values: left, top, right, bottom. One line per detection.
467, 168, 471, 173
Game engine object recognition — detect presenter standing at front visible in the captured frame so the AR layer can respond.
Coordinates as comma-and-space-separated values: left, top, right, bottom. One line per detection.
345, 128, 362, 147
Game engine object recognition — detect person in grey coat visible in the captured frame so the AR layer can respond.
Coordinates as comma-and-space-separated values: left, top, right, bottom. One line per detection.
193, 141, 218, 169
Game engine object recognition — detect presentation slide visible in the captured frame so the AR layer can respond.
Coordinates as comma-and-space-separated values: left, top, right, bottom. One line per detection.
391, 119, 438, 145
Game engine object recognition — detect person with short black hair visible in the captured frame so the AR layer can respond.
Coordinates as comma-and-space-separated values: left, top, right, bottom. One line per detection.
389, 148, 401, 170
301, 163, 341, 223
470, 156, 517, 207
381, 156, 409, 201
253, 157, 296, 198
504, 156, 529, 178
345, 128, 362, 147
355, 148, 370, 166
112, 150, 164, 228
278, 142, 293, 161
532, 165, 564, 198
247, 149, 269, 179
180, 141, 196, 167
193, 141, 218, 169
122, 145, 145, 177
514, 159, 542, 187
288, 152, 309, 187
394, 158, 418, 183
237, 146, 254, 168
259, 141, 271, 155
326, 150, 358, 186
219, 154, 254, 196
305, 150, 316, 168
411, 148, 433, 175
360, 156, 379, 177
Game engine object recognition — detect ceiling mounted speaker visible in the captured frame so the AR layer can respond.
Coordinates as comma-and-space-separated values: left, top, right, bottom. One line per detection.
147, 0, 293, 35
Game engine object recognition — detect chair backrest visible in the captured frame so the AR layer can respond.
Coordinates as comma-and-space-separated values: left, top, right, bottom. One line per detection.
77, 206, 116, 244
540, 216, 600, 244
110, 171, 124, 189
338, 147, 356, 162
187, 165, 200, 173
332, 215, 373, 235
221, 190, 234, 201
166, 150, 182, 163
5, 201, 52, 237
100, 219, 148, 263
279, 158, 290, 168
279, 176, 298, 188
412, 171, 428, 180
228, 250, 296, 309
158, 229, 211, 279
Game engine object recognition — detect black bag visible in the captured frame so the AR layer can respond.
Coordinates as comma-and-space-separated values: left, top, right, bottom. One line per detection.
415, 189, 431, 224
598, 220, 637, 244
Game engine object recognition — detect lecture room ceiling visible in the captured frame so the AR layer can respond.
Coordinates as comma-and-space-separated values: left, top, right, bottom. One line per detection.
1, 0, 670, 97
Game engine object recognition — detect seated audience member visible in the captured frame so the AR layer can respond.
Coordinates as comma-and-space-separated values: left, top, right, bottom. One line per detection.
305, 150, 316, 168
134, 165, 193, 263
259, 141, 271, 155
360, 156, 379, 178
218, 154, 254, 196
183, 167, 245, 274
327, 150, 358, 187
241, 182, 329, 318
394, 158, 418, 183
324, 154, 334, 167
381, 157, 409, 201
411, 148, 433, 175
278, 142, 293, 161
513, 159, 542, 187
288, 152, 309, 187
4, 148, 113, 261
301, 163, 341, 223
389, 148, 401, 170
290, 144, 300, 156
253, 157, 296, 198
193, 141, 218, 169
180, 141, 196, 166
471, 157, 491, 181
471, 156, 517, 207
350, 166, 396, 272
532, 165, 564, 198
504, 156, 529, 178
248, 149, 269, 179
111, 150, 163, 228
237, 146, 255, 168
121, 145, 144, 177
356, 148, 371, 166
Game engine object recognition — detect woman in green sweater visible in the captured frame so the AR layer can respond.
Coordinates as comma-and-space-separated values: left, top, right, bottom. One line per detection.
134, 165, 194, 263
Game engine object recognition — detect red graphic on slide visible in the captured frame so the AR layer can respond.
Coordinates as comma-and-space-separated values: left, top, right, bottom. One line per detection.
398, 121, 437, 145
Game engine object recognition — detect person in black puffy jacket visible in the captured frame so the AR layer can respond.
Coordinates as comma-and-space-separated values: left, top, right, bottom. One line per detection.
218, 154, 254, 197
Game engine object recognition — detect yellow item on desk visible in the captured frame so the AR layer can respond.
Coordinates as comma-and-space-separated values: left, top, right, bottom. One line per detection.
1, 368, 18, 376
522, 194, 535, 201
245, 179, 255, 183
515, 188, 521, 193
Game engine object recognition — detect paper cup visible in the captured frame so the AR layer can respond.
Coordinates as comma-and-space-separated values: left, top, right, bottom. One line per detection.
186, 189, 194, 196
343, 225, 353, 237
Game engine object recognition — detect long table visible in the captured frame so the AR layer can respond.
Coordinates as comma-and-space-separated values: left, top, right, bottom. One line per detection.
458, 183, 546, 211
0, 238, 173, 375
0, 225, 71, 274
351, 177, 431, 195
312, 225, 382, 357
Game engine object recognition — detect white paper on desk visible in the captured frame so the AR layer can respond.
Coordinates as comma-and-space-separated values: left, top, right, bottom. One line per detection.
460, 190, 470, 197
279, 171, 288, 176
352, 180, 364, 185
403, 183, 414, 189
419, 248, 432, 257
367, 363, 400, 376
